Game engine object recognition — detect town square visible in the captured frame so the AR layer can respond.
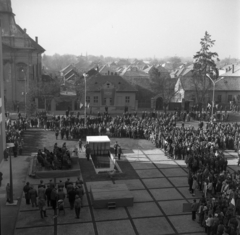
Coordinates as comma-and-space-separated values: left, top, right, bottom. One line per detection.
0, 0, 240, 235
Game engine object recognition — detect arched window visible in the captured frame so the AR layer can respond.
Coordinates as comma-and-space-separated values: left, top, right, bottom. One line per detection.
17, 63, 27, 80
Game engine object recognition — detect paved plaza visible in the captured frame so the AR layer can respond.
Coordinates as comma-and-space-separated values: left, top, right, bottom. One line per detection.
0, 129, 239, 235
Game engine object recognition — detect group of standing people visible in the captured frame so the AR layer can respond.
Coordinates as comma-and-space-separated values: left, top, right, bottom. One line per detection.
23, 177, 85, 219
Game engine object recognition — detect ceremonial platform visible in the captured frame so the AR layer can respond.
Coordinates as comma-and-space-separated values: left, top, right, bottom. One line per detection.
89, 182, 134, 209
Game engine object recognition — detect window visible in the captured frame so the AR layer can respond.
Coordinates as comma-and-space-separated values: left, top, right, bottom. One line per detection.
110, 98, 113, 105
17, 63, 27, 80
217, 95, 222, 102
125, 96, 130, 103
93, 96, 98, 103
86, 96, 90, 103
228, 95, 232, 102
103, 98, 106, 105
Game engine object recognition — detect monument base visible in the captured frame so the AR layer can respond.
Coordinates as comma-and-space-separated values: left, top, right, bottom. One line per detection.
90, 182, 134, 209
30, 156, 80, 179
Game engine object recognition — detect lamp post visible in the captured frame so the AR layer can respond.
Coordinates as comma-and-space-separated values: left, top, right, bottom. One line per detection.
83, 73, 88, 127
6, 142, 14, 204
206, 74, 224, 119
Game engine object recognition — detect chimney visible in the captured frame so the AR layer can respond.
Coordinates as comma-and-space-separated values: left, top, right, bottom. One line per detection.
24, 28, 27, 33
232, 64, 234, 73
35, 36, 38, 44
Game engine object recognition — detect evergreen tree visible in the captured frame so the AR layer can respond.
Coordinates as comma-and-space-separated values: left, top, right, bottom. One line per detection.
192, 31, 219, 105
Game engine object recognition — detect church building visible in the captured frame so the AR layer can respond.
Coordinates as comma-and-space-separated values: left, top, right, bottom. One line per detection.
0, 0, 45, 111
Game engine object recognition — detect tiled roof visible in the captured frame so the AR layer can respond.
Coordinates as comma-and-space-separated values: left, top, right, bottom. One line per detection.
120, 66, 149, 77
215, 77, 240, 91
221, 64, 240, 77
86, 75, 137, 92
99, 65, 116, 74
60, 64, 72, 74
143, 65, 154, 74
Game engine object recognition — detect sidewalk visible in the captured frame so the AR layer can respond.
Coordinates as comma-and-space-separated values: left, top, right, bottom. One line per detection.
0, 155, 30, 235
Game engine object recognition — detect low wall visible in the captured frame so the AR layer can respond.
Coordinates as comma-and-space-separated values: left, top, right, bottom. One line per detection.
34, 157, 80, 179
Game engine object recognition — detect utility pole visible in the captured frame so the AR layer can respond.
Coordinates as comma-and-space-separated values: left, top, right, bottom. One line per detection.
54, 177, 57, 235
0, 19, 6, 159
83, 73, 88, 127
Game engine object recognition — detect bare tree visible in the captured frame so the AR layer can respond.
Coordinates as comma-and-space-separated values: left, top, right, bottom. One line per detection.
149, 67, 179, 110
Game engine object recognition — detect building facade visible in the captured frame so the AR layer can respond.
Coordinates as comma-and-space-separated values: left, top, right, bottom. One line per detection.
174, 64, 240, 109
0, 0, 45, 111
85, 74, 137, 113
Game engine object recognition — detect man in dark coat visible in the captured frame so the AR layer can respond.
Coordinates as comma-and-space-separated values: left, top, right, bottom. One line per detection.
23, 182, 31, 204
68, 188, 76, 210
0, 172, 2, 187
45, 184, 52, 207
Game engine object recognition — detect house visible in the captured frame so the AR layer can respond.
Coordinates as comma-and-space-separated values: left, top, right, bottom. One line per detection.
174, 63, 240, 109
1, 0, 45, 111
84, 74, 137, 113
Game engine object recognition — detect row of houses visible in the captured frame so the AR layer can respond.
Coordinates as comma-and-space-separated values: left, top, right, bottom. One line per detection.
41, 60, 239, 115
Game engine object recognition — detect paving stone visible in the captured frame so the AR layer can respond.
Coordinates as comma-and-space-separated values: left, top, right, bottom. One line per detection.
16, 210, 54, 228
132, 149, 144, 154
174, 160, 187, 167
97, 220, 135, 235
150, 188, 184, 201
124, 154, 146, 158
16, 223, 96, 235
147, 155, 169, 162
228, 161, 238, 167
127, 202, 163, 218
154, 161, 179, 169
158, 200, 190, 215
130, 190, 154, 202
86, 181, 113, 192
181, 233, 206, 235
115, 179, 145, 190
160, 168, 187, 177
93, 207, 128, 221
130, 162, 156, 170
57, 206, 92, 224
169, 215, 205, 233
142, 149, 163, 155
133, 217, 175, 235
15, 226, 54, 235
136, 169, 164, 178
57, 223, 95, 235
168, 177, 188, 187
178, 187, 202, 199
126, 156, 150, 162
142, 178, 172, 188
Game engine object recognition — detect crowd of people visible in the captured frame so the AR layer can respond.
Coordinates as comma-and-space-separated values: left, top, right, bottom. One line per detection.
3, 109, 240, 234
23, 178, 85, 219
37, 143, 72, 170
4, 114, 26, 159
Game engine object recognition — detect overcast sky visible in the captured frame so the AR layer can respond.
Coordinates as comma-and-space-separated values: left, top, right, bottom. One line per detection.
11, 0, 240, 60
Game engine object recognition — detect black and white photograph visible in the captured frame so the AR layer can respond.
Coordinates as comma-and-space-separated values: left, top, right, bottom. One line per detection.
0, 0, 240, 235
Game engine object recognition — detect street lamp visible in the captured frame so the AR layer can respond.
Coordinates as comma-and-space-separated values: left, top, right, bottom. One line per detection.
6, 142, 14, 204
83, 73, 88, 127
206, 74, 224, 119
